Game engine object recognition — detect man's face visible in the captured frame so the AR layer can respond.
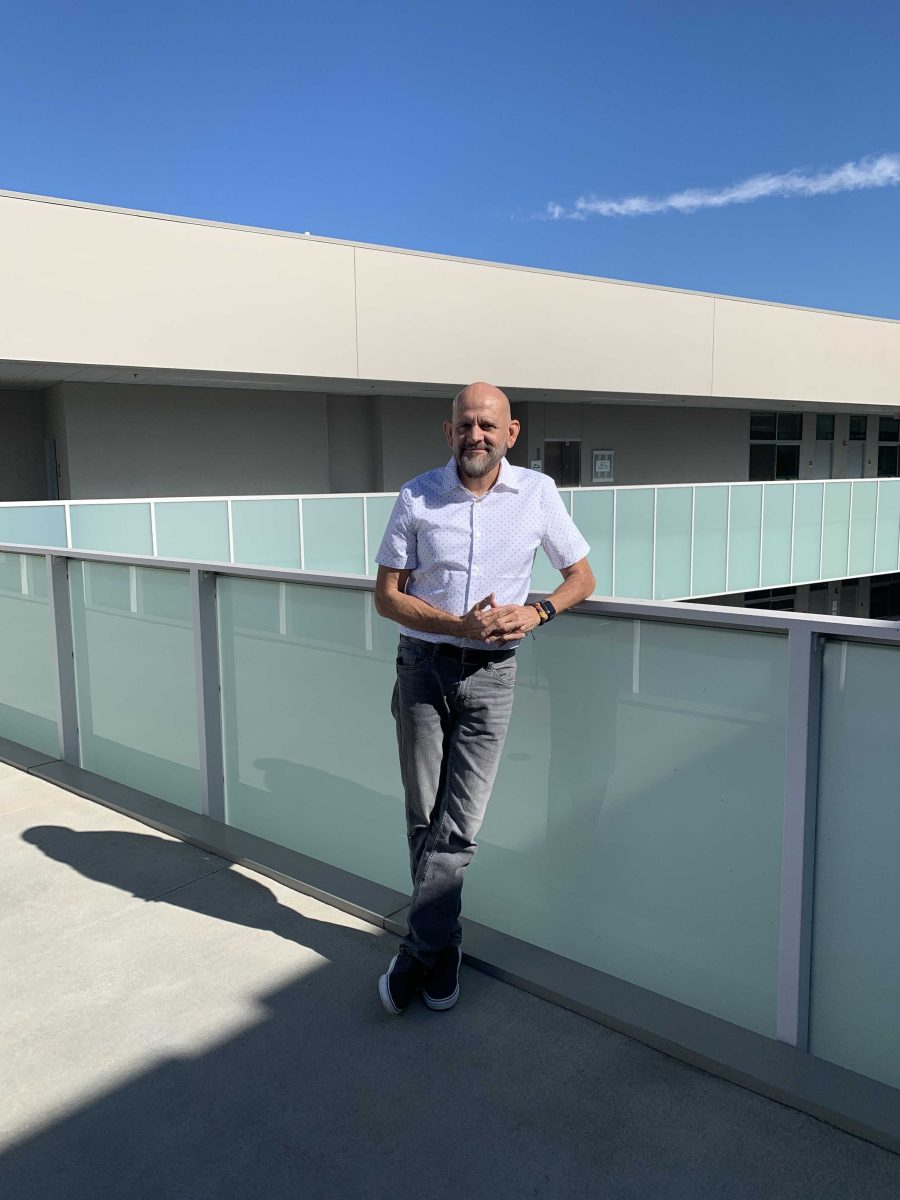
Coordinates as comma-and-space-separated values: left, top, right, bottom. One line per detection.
444, 393, 518, 479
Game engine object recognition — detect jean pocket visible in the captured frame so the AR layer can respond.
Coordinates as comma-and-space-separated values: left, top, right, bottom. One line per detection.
485, 659, 517, 687
397, 642, 431, 670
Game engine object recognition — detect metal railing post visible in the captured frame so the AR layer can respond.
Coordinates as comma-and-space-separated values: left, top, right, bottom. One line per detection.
191, 567, 225, 822
776, 626, 823, 1048
46, 553, 79, 764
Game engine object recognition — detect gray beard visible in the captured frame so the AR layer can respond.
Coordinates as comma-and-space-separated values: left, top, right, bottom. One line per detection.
457, 442, 506, 479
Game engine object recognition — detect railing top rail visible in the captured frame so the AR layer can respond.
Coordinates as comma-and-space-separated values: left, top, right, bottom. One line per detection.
4, 540, 900, 646
0, 476, 889, 510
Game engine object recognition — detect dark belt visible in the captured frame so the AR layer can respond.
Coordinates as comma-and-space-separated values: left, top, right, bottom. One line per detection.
433, 642, 516, 665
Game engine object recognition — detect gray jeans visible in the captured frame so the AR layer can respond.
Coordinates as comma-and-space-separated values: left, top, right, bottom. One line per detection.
391, 634, 517, 966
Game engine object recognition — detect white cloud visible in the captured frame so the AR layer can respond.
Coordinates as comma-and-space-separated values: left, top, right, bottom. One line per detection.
544, 153, 900, 220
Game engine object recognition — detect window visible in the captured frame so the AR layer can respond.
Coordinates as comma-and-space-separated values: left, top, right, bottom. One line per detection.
878, 417, 899, 477
744, 586, 796, 611
749, 412, 801, 481
816, 414, 835, 440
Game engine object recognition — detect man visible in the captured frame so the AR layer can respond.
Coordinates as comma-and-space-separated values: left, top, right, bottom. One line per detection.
373, 381, 594, 1014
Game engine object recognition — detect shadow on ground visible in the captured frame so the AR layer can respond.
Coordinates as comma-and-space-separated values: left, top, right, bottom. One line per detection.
4, 824, 900, 1200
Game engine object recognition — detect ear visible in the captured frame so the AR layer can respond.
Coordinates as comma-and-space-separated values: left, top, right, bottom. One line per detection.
506, 418, 522, 449
443, 419, 454, 449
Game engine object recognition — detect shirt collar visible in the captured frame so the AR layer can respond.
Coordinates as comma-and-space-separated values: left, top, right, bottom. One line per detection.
440, 456, 520, 495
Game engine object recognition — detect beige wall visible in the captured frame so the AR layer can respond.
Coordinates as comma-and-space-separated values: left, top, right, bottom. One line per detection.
0, 389, 48, 500
54, 383, 330, 498
3, 192, 900, 411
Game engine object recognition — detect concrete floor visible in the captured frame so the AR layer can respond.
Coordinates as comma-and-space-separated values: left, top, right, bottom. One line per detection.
2, 763, 899, 1200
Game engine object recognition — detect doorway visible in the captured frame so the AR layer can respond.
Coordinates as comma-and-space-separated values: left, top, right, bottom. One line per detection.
543, 440, 581, 486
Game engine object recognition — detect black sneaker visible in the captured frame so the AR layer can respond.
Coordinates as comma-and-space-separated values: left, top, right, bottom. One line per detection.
422, 945, 462, 1011
378, 951, 426, 1014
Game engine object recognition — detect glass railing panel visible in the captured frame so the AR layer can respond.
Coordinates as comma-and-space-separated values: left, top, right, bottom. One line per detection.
469, 615, 787, 1035
792, 482, 823, 583
230, 499, 301, 569
218, 577, 405, 889
847, 480, 878, 578
613, 489, 654, 598
154, 501, 230, 562
0, 553, 58, 755
69, 561, 200, 810
301, 497, 366, 575
69, 503, 153, 556
760, 483, 794, 588
365, 495, 399, 576
0, 504, 67, 549
820, 482, 851, 580
691, 486, 728, 596
653, 487, 692, 599
727, 485, 762, 592
810, 639, 900, 1089
874, 479, 900, 574
571, 490, 614, 596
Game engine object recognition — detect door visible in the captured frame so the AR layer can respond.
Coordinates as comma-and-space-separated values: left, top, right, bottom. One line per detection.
543, 440, 581, 486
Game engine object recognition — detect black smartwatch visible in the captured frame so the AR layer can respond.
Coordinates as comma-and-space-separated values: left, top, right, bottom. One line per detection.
540, 599, 557, 622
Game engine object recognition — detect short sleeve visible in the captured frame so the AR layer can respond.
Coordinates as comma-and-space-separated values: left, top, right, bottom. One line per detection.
375, 490, 418, 570
540, 480, 590, 570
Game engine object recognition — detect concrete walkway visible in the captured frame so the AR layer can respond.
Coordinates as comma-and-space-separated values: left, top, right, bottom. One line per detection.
2, 763, 899, 1200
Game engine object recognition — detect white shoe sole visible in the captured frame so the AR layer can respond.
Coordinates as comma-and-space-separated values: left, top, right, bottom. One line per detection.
378, 955, 402, 1014
422, 947, 462, 1010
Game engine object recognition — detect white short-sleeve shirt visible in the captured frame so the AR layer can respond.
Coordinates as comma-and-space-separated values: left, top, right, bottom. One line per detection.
375, 457, 590, 649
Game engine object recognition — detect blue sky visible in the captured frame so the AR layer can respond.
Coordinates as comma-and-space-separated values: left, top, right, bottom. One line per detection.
3, 0, 900, 316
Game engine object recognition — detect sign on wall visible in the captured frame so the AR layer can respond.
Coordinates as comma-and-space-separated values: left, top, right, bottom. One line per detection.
592, 449, 614, 484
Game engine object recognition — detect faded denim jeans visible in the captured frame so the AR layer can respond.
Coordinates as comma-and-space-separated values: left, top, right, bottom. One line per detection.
391, 634, 517, 966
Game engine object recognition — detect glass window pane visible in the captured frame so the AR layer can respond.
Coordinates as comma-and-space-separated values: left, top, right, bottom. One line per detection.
812, 641, 900, 1088
154, 501, 230, 562
777, 413, 802, 441
69, 503, 153, 556
760, 483, 793, 587
874, 479, 900, 572
727, 485, 763, 590
613, 489, 654, 598
0, 505, 67, 549
847, 481, 877, 577
774, 445, 800, 479
302, 497, 366, 574
691, 486, 729, 596
653, 487, 692, 599
816, 415, 835, 440
749, 412, 776, 440
0, 553, 58, 754
877, 446, 898, 477
749, 444, 775, 481
69, 561, 201, 810
821, 482, 852, 578
792, 483, 823, 583
571, 490, 613, 597
878, 417, 899, 442
231, 499, 301, 569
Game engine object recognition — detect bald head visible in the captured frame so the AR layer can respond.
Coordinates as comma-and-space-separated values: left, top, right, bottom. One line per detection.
451, 381, 511, 423
444, 381, 520, 485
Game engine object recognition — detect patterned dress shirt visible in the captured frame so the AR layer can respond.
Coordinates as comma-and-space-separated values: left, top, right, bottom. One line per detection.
375, 457, 590, 649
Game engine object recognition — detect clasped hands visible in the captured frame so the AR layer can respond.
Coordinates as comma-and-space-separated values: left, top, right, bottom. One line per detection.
458, 593, 541, 644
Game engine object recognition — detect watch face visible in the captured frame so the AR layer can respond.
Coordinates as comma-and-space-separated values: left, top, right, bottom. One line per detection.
543, 599, 557, 618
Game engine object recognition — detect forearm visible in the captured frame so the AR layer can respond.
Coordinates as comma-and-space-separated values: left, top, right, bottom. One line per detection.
375, 588, 463, 636
540, 564, 595, 614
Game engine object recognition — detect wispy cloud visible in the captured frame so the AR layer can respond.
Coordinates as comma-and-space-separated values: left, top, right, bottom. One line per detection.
543, 153, 900, 220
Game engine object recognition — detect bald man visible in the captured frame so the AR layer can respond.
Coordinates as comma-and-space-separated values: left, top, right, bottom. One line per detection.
374, 382, 594, 1014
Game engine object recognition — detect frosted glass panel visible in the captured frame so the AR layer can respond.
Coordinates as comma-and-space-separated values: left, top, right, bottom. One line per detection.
470, 617, 787, 1034
820, 482, 851, 580
614, 489, 654, 598
69, 561, 200, 810
847, 481, 877, 577
691, 486, 728, 596
572, 490, 613, 596
874, 479, 900, 574
0, 505, 67, 549
231, 499, 301, 568
653, 488, 692, 599
792, 483, 823, 582
811, 640, 900, 1089
727, 485, 762, 592
760, 483, 794, 587
219, 578, 405, 888
70, 504, 153, 555
365, 495, 399, 576
0, 553, 58, 755
154, 501, 230, 562
302, 497, 365, 574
